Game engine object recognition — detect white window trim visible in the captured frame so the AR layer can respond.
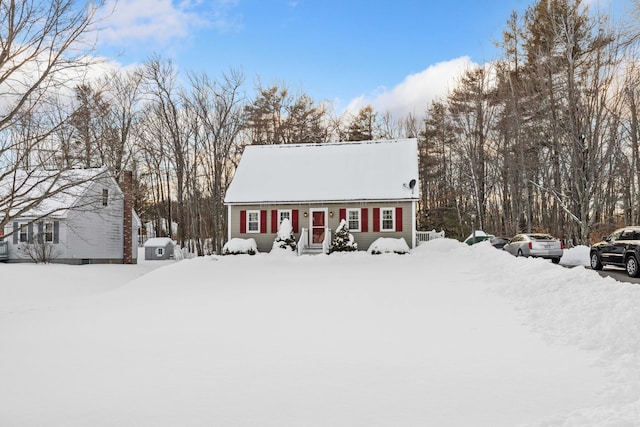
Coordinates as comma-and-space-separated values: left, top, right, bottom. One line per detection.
347, 208, 361, 232
43, 222, 54, 243
156, 247, 165, 257
278, 209, 292, 226
18, 222, 28, 242
247, 210, 260, 234
380, 207, 395, 232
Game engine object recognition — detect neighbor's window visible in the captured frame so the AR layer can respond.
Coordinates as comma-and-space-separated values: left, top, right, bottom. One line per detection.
19, 223, 28, 242
347, 209, 361, 232
102, 189, 109, 206
278, 209, 292, 225
43, 222, 54, 243
156, 247, 164, 257
247, 210, 260, 233
381, 208, 395, 231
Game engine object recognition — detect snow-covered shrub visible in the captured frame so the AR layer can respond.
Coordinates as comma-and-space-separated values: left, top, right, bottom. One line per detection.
271, 218, 297, 254
222, 238, 258, 255
367, 237, 410, 255
18, 236, 61, 263
173, 244, 195, 260
330, 219, 358, 253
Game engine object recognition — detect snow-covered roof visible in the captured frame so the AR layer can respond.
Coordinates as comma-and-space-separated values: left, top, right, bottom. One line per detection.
0, 168, 117, 218
144, 237, 174, 247
224, 139, 419, 204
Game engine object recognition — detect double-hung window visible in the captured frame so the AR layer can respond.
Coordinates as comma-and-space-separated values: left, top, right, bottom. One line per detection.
347, 209, 361, 232
19, 223, 28, 243
278, 210, 292, 225
381, 208, 395, 231
247, 210, 260, 233
43, 222, 54, 243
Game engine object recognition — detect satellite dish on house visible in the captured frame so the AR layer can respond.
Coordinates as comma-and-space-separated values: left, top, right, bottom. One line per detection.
403, 179, 417, 193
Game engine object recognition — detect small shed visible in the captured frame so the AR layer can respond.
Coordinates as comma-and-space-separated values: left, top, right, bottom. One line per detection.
144, 237, 174, 260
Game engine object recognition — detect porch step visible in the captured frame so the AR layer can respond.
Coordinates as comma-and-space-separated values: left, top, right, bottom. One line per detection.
301, 247, 325, 255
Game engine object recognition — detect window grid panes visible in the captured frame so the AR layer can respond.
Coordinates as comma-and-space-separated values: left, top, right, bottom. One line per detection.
381, 209, 394, 231
19, 223, 28, 242
247, 211, 259, 233
348, 209, 360, 231
44, 222, 54, 243
279, 210, 291, 225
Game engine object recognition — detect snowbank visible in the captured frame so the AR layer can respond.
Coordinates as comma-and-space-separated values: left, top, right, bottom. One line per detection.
1, 238, 639, 426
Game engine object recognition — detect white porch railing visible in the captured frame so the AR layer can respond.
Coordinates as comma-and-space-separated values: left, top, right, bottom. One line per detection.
297, 227, 309, 256
322, 227, 331, 254
297, 227, 331, 255
416, 229, 445, 245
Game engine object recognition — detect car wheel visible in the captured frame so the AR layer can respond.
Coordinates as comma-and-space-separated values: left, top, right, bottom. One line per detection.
552, 258, 560, 264
590, 252, 603, 270
517, 249, 523, 257
626, 255, 640, 278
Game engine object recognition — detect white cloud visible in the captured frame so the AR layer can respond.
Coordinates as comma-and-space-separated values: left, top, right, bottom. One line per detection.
345, 57, 477, 119
97, 0, 240, 46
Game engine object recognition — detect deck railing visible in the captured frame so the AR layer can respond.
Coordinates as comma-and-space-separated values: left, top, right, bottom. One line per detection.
0, 241, 8, 260
416, 229, 446, 244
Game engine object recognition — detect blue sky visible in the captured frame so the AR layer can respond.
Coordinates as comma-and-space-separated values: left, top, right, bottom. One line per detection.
96, 0, 627, 117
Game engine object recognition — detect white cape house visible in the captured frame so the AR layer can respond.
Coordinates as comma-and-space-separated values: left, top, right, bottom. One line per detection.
224, 139, 420, 253
0, 168, 139, 264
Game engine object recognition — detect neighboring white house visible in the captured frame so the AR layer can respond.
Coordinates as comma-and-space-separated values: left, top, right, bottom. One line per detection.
224, 139, 420, 253
0, 168, 139, 264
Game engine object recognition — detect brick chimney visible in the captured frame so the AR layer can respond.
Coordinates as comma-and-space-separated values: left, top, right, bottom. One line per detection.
122, 170, 133, 264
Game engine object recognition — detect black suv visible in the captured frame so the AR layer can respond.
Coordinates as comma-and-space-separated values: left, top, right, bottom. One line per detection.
590, 226, 640, 277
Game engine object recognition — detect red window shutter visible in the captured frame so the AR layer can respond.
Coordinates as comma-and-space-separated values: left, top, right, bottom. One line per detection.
292, 210, 299, 233
260, 210, 267, 233
373, 208, 380, 232
361, 208, 368, 232
240, 210, 246, 234
339, 209, 346, 222
271, 210, 278, 233
396, 207, 403, 232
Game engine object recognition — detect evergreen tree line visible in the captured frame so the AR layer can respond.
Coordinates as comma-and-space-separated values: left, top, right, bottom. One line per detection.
3, 0, 640, 253
419, 0, 640, 243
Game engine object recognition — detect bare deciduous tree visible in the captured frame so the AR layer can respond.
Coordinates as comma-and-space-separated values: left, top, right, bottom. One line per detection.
0, 0, 104, 237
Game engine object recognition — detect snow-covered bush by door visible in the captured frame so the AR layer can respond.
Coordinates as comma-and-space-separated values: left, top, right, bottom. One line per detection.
271, 218, 297, 254
222, 238, 258, 255
330, 219, 358, 253
367, 237, 410, 255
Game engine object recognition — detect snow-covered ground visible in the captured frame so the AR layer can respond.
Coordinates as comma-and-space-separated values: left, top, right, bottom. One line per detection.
1, 240, 639, 426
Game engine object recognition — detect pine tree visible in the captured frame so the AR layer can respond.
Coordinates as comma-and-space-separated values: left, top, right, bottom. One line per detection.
272, 218, 297, 252
330, 219, 358, 253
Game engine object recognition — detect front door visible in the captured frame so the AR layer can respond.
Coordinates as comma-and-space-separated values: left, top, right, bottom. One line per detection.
309, 208, 328, 247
